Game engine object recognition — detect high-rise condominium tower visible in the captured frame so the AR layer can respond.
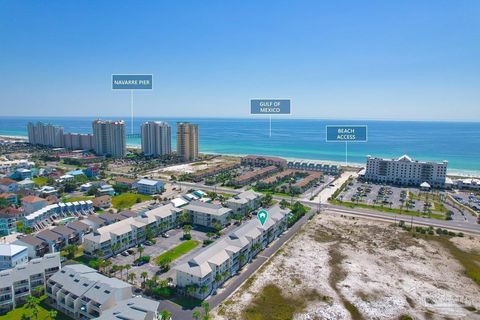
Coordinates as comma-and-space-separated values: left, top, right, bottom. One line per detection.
27, 122, 64, 147
141, 121, 172, 156
92, 120, 126, 158
176, 122, 198, 161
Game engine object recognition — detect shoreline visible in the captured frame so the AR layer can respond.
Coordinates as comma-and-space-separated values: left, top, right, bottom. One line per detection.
2, 134, 479, 179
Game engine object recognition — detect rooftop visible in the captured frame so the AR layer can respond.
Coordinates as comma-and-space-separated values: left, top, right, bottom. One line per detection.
184, 200, 232, 216
0, 244, 27, 257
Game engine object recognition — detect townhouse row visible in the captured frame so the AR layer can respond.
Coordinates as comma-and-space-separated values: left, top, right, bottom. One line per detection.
0, 253, 61, 314
175, 204, 290, 299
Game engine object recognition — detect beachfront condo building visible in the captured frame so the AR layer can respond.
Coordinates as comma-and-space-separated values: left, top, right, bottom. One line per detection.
364, 154, 448, 188
0, 253, 60, 314
176, 122, 198, 161
175, 204, 290, 299
92, 120, 126, 158
63, 133, 94, 150
141, 121, 172, 156
27, 122, 64, 148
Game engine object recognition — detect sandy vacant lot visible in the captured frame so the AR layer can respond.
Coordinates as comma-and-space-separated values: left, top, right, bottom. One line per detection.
213, 212, 480, 320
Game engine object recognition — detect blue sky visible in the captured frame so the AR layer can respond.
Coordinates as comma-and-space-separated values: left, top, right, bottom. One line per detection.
1, 1, 479, 121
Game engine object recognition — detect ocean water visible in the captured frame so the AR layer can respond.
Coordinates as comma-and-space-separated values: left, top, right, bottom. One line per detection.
1, 116, 479, 176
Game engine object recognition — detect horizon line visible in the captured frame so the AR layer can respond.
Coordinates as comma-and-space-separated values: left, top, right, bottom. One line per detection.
1, 114, 480, 124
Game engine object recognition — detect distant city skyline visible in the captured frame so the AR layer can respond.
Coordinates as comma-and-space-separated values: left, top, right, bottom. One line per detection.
1, 1, 480, 121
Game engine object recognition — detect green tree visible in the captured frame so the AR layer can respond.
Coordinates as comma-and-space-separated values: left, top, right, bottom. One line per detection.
62, 244, 77, 259
160, 310, 172, 320
128, 272, 136, 284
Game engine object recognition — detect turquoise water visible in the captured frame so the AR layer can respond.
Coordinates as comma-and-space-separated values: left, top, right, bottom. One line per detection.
1, 116, 479, 175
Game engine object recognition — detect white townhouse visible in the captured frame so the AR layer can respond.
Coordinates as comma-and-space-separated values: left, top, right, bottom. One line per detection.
0, 244, 28, 271
184, 201, 233, 228
0, 253, 61, 314
135, 178, 164, 195
83, 204, 181, 258
175, 204, 290, 299
46, 264, 133, 319
93, 296, 160, 320
225, 190, 262, 215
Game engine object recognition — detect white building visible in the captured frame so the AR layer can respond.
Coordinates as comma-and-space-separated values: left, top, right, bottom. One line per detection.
225, 190, 261, 215
0, 244, 28, 271
92, 120, 126, 158
0, 253, 61, 314
83, 204, 181, 258
364, 155, 448, 188
46, 264, 132, 319
175, 205, 290, 299
93, 296, 160, 320
135, 179, 164, 195
141, 121, 172, 157
184, 201, 232, 228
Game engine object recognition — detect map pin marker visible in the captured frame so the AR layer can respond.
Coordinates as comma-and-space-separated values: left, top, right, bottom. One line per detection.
257, 209, 268, 226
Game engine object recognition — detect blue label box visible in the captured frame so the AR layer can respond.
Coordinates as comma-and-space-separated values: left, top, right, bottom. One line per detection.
250, 99, 291, 114
326, 125, 368, 142
112, 74, 153, 90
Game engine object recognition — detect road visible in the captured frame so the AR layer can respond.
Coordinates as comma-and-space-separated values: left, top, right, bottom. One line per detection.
155, 211, 313, 319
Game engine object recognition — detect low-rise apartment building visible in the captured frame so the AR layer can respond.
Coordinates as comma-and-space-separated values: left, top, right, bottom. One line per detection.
83, 204, 181, 258
46, 264, 132, 319
233, 165, 278, 186
0, 253, 60, 314
135, 179, 164, 195
287, 160, 339, 175
175, 204, 290, 299
0, 244, 28, 271
225, 190, 262, 215
241, 155, 287, 168
93, 296, 160, 320
184, 201, 232, 228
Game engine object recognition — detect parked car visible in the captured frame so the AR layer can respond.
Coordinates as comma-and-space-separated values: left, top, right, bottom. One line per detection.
161, 233, 169, 238
121, 251, 129, 257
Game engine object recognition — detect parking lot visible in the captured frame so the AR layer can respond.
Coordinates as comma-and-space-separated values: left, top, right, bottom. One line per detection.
337, 179, 450, 216
109, 228, 209, 283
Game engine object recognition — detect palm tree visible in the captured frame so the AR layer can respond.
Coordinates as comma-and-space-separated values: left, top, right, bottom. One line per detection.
140, 271, 148, 287
137, 245, 144, 260
48, 310, 57, 320
118, 265, 125, 280
192, 310, 201, 320
128, 272, 136, 284
125, 264, 131, 280
159, 310, 172, 320
183, 224, 192, 237
202, 302, 210, 319
26, 295, 39, 320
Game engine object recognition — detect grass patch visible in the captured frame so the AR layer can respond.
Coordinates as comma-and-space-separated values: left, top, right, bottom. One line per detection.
155, 240, 200, 265
0, 295, 71, 320
63, 195, 94, 203
330, 199, 446, 220
242, 284, 323, 320
169, 295, 203, 309
33, 176, 49, 186
430, 236, 480, 286
191, 162, 207, 166
112, 192, 152, 209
